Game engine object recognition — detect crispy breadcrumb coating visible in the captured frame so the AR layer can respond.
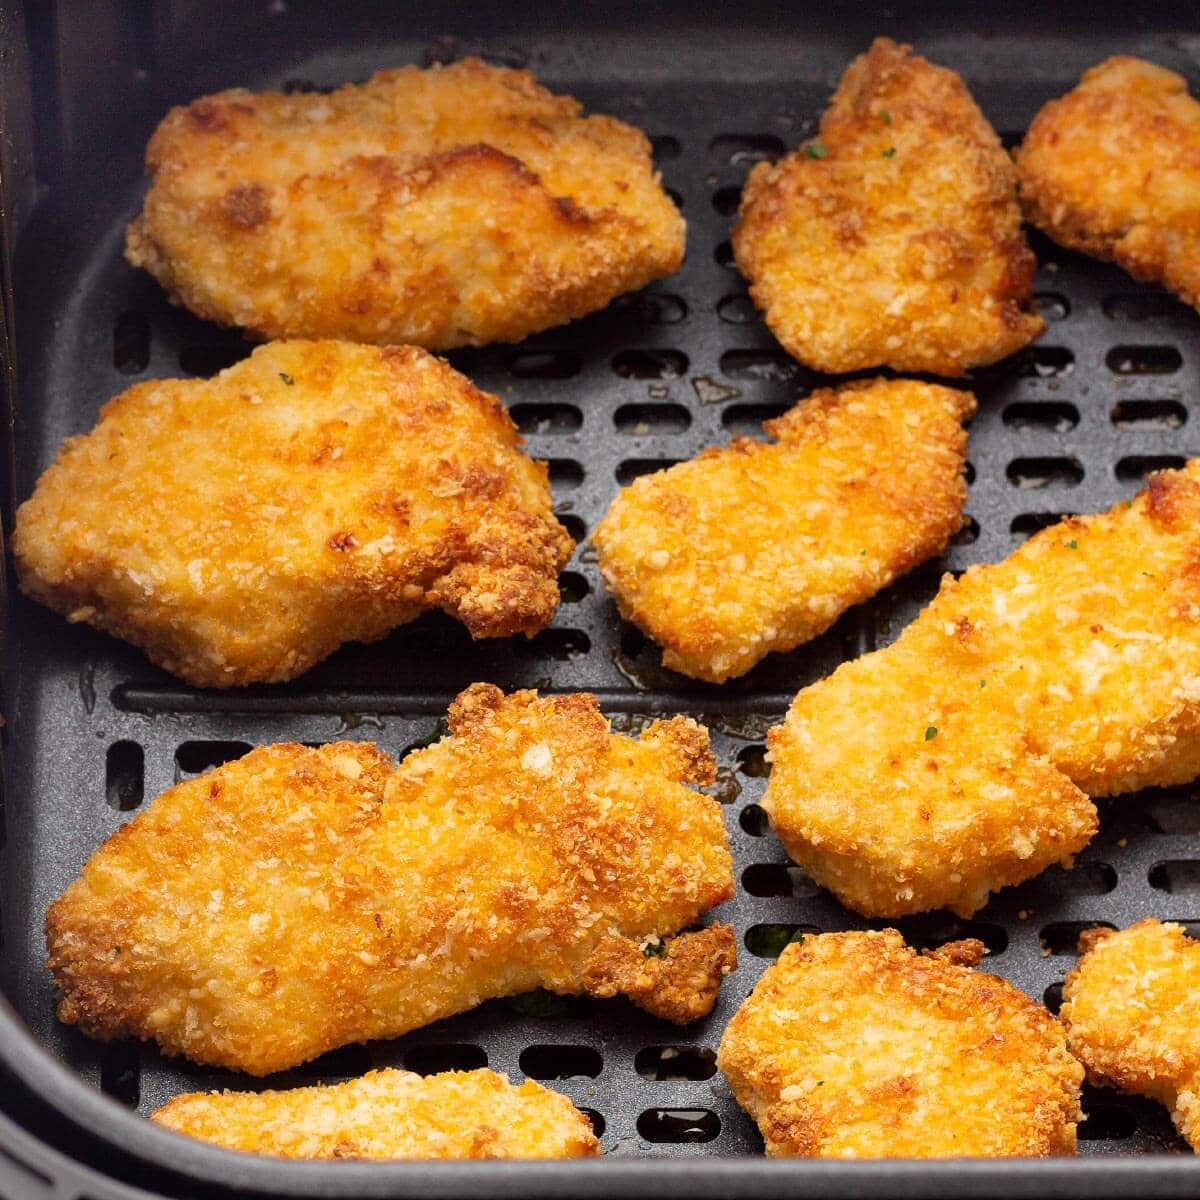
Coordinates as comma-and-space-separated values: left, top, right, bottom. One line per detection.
12, 341, 572, 688
1063, 919, 1200, 1148
152, 1068, 599, 1159
46, 685, 735, 1075
1017, 57, 1200, 312
125, 58, 684, 348
593, 378, 973, 682
766, 462, 1200, 917
734, 38, 1043, 376
718, 930, 1083, 1158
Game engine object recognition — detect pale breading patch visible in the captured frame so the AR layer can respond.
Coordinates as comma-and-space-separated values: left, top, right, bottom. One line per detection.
45, 685, 735, 1075
766, 462, 1200, 917
125, 58, 684, 348
592, 378, 973, 682
717, 930, 1083, 1158
12, 341, 573, 687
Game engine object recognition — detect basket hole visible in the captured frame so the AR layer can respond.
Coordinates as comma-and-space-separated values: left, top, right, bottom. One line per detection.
736, 744, 770, 778
651, 135, 682, 162
1002, 402, 1079, 432
739, 804, 770, 837
1111, 400, 1187, 429
741, 863, 819, 899
611, 293, 688, 325
510, 403, 582, 435
405, 1044, 487, 1075
548, 459, 585, 491
1079, 1094, 1138, 1141
113, 311, 150, 374
612, 349, 688, 380
616, 459, 681, 485
400, 720, 447, 757
581, 1109, 606, 1137
1039, 921, 1116, 956
176, 740, 252, 777
716, 293, 760, 324
178, 344, 247, 376
1034, 292, 1070, 321
990, 346, 1073, 379
745, 923, 820, 958
619, 624, 647, 657
100, 1042, 140, 1108
1010, 512, 1074, 540
1043, 982, 1065, 1015
952, 515, 980, 546
615, 403, 692, 435
515, 629, 590, 661
1148, 860, 1200, 893
637, 1108, 720, 1143
558, 571, 589, 604
1040, 862, 1118, 895
635, 1046, 717, 1082
559, 514, 586, 543
1103, 294, 1181, 322
1106, 345, 1182, 375
507, 350, 581, 380
1116, 454, 1186, 482
709, 133, 785, 167
896, 917, 1008, 957
519, 1044, 602, 1080
105, 742, 144, 811
712, 186, 743, 216
1006, 457, 1083, 489
719, 349, 801, 382
294, 1043, 373, 1080
722, 402, 788, 434
714, 240, 737, 268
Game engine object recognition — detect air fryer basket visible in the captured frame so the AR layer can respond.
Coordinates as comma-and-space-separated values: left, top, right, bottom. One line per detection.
3, 2, 1200, 1196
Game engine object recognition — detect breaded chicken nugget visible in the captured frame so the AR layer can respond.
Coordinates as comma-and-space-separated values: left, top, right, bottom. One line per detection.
718, 930, 1083, 1157
1062, 919, 1200, 1148
125, 58, 684, 348
152, 1068, 599, 1159
766, 462, 1200, 917
592, 379, 973, 682
12, 341, 573, 687
734, 38, 1043, 376
46, 684, 735, 1075
1017, 58, 1200, 312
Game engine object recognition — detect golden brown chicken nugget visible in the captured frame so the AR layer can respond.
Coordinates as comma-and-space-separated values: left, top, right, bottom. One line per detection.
46, 685, 735, 1075
766, 462, 1200, 917
152, 1068, 599, 1159
1062, 919, 1200, 1148
718, 930, 1083, 1157
593, 378, 972, 682
1017, 57, 1200, 312
125, 58, 684, 348
734, 38, 1043, 376
12, 341, 573, 687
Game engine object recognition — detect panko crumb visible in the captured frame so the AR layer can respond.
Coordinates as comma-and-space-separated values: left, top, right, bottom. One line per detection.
734, 37, 1043, 376
593, 378, 973, 682
718, 930, 1082, 1158
1062, 919, 1200, 1148
12, 341, 573, 687
125, 58, 684, 348
46, 685, 734, 1075
1017, 57, 1200, 313
766, 461, 1200, 917
152, 1068, 599, 1159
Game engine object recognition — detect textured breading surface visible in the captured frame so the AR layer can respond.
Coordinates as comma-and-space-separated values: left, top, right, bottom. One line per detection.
46, 685, 735, 1074
717, 931, 1082, 1158
12, 341, 572, 688
1062, 919, 1200, 1148
1017, 57, 1200, 313
766, 462, 1200, 917
125, 58, 684, 348
592, 379, 973, 682
734, 38, 1043, 376
152, 1068, 599, 1159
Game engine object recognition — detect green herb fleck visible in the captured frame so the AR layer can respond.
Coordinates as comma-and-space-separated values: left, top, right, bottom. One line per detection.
508, 988, 570, 1018
1066, 539, 1078, 549
980, 679, 987, 688
404, 719, 448, 755
1142, 571, 1155, 578
806, 141, 828, 159
112, 946, 122, 956
859, 549, 867, 556
643, 939, 667, 958
881, 146, 897, 158
879, 110, 892, 124
816, 1080, 824, 1086
924, 726, 938, 741
279, 372, 295, 386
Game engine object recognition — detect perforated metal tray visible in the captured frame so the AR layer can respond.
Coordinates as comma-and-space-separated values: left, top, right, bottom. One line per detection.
3, 3, 1200, 1197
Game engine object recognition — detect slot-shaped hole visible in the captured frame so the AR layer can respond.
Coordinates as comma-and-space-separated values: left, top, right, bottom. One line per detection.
1103, 294, 1182, 322
1111, 400, 1187, 429
635, 1046, 717, 1082
709, 133, 785, 167
739, 804, 770, 837
898, 918, 1008, 957
736, 744, 770, 778
113, 311, 150, 374
952, 515, 980, 546
716, 294, 759, 325
637, 1108, 720, 1143
405, 1044, 487, 1075
1039, 921, 1116, 956
294, 1043, 373, 1080
1011, 512, 1074, 539
614, 403, 692, 435
620, 624, 647, 657
519, 1044, 602, 1080
714, 240, 737, 268
176, 740, 252, 777
745, 923, 820, 958
1034, 292, 1070, 321
1078, 1097, 1137, 1141
510, 403, 582, 435
1149, 861, 1200, 893
105, 742, 144, 811
651, 135, 682, 162
1040, 862, 1118, 895
616, 459, 681, 485
1107, 345, 1183, 375
741, 863, 819, 899
1006, 457, 1083, 489
712, 186, 743, 216
1116, 454, 1186, 482
612, 293, 688, 325
581, 1109, 606, 1137
1002, 402, 1079, 432
1019, 346, 1074, 377
558, 571, 589, 604
179, 344, 247, 377
515, 629, 590, 661
559, 514, 586, 543
722, 403, 789, 434
548, 459, 585, 490
1043, 982, 1065, 1015
100, 1043, 140, 1108
719, 349, 801, 382
507, 350, 582, 380
611, 349, 688, 380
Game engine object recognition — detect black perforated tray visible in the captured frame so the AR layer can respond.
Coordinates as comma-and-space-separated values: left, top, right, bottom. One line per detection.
3, 3, 1200, 1197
